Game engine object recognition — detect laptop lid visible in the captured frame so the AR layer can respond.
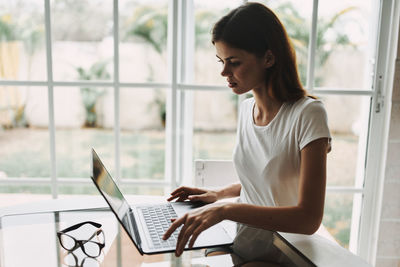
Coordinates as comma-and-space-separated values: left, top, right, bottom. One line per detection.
91, 148, 143, 252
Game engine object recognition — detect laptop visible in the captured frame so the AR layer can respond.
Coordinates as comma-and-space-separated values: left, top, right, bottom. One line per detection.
90, 148, 234, 255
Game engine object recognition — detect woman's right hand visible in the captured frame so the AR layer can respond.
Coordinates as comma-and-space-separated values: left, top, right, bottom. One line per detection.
167, 186, 219, 204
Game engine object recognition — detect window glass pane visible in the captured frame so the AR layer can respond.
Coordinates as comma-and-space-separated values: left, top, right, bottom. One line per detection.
120, 88, 166, 180
193, 90, 237, 160
258, 0, 313, 86
320, 95, 370, 186
120, 185, 164, 196
323, 193, 357, 248
54, 87, 115, 178
119, 0, 168, 83
0, 0, 46, 80
193, 0, 243, 86
58, 184, 164, 197
51, 0, 113, 81
0, 86, 50, 178
316, 0, 372, 89
58, 184, 100, 195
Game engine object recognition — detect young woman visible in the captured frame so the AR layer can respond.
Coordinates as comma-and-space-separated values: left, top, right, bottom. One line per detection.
163, 2, 331, 260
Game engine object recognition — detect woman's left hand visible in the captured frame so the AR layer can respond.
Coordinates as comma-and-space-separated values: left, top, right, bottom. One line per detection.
162, 202, 226, 257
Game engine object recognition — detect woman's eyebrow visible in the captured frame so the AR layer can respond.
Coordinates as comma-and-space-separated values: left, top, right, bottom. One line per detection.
216, 55, 237, 60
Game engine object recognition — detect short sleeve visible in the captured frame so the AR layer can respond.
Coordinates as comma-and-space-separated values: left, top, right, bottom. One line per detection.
297, 100, 331, 150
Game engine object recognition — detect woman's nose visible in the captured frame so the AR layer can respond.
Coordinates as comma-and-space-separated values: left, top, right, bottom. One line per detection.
221, 65, 231, 77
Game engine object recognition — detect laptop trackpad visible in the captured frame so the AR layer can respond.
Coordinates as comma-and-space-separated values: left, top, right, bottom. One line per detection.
171, 201, 206, 216
170, 201, 235, 247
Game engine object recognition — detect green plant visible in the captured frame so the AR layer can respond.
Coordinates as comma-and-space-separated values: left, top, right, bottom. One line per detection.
150, 89, 166, 127
274, 2, 357, 86
124, 6, 222, 126
124, 5, 168, 55
76, 61, 110, 128
0, 14, 17, 41
0, 13, 45, 128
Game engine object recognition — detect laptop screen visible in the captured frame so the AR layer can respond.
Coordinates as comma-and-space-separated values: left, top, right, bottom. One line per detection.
91, 150, 130, 219
91, 149, 141, 247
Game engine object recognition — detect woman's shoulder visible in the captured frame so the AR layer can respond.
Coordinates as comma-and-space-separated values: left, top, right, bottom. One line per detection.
239, 97, 255, 112
241, 96, 255, 106
288, 96, 326, 113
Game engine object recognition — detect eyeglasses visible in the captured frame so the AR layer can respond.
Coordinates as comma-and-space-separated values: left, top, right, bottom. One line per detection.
57, 221, 105, 258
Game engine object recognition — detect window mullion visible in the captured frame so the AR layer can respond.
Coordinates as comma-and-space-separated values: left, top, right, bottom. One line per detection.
113, 0, 121, 182
358, 0, 400, 263
44, 0, 57, 199
306, 0, 319, 93
178, 0, 195, 187
166, 0, 180, 189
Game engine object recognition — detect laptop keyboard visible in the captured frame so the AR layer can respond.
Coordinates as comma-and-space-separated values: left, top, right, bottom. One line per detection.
140, 204, 181, 249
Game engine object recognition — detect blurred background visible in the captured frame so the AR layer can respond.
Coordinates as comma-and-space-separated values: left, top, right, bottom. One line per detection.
0, 0, 376, 249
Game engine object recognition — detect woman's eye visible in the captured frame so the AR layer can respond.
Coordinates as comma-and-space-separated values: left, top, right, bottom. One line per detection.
230, 62, 241, 67
217, 59, 224, 64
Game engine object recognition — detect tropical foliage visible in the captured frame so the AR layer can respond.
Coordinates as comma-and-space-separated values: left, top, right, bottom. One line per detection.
76, 61, 110, 127
275, 3, 356, 86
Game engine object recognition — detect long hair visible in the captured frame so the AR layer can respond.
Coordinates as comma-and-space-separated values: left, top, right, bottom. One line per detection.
212, 2, 307, 102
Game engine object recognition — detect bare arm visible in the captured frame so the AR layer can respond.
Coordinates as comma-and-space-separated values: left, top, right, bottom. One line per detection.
216, 182, 241, 199
164, 138, 329, 256
221, 138, 328, 234
167, 182, 241, 203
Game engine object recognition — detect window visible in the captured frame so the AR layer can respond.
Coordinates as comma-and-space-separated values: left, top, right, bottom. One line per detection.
0, 0, 398, 263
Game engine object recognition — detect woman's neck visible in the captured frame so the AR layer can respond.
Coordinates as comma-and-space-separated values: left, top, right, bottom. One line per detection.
252, 88, 282, 126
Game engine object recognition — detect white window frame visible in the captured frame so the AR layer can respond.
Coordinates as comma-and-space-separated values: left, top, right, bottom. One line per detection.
0, 0, 398, 264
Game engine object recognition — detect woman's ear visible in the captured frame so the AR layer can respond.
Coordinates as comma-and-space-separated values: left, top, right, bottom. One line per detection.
264, 50, 275, 68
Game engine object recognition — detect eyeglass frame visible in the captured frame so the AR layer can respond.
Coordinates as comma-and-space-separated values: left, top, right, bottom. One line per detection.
57, 221, 105, 258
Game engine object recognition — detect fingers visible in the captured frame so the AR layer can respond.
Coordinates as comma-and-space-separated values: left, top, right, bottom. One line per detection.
187, 194, 203, 202
168, 187, 206, 202
163, 215, 186, 240
188, 225, 205, 248
167, 192, 183, 202
174, 216, 201, 256
167, 187, 192, 202
170, 186, 188, 195
188, 192, 217, 204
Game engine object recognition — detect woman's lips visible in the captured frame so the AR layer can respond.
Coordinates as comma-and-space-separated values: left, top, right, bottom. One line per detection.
228, 81, 237, 88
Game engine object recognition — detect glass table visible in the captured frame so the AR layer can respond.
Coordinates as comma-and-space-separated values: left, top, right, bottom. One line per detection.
0, 196, 370, 267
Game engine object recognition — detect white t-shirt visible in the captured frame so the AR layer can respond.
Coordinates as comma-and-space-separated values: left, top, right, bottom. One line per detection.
233, 96, 331, 207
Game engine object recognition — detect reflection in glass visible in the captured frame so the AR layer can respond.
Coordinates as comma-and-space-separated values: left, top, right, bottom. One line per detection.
92, 152, 129, 220
63, 252, 100, 267
231, 224, 298, 266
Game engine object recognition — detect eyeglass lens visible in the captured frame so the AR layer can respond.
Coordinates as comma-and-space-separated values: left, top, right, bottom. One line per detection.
60, 234, 76, 250
59, 232, 104, 257
82, 241, 102, 257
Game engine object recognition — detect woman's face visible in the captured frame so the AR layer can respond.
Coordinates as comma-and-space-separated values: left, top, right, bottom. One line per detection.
215, 41, 269, 95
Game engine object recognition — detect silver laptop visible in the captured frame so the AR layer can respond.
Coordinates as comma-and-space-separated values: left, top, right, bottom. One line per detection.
90, 148, 234, 255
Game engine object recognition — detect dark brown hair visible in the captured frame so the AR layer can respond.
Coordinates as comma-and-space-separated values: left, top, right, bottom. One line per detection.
212, 2, 307, 102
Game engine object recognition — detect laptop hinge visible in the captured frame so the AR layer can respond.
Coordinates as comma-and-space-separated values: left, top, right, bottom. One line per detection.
129, 208, 143, 252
